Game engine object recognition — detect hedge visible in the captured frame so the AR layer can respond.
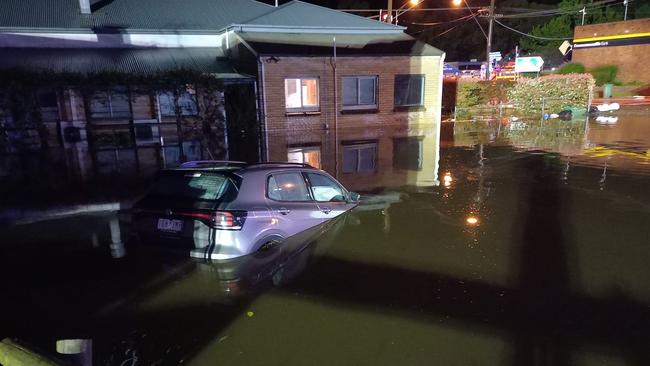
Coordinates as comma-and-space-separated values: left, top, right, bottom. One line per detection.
507, 74, 595, 114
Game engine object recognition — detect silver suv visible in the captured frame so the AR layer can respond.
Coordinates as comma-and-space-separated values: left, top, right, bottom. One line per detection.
132, 161, 359, 260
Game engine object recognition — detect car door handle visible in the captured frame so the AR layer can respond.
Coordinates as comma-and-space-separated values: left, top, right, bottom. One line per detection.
278, 208, 291, 215
321, 207, 331, 214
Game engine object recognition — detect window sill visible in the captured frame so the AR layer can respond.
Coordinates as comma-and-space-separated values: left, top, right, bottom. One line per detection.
393, 105, 426, 112
340, 108, 379, 115
285, 111, 321, 117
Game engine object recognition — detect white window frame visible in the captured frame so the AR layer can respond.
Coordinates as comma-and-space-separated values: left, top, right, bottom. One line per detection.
284, 77, 320, 112
394, 74, 425, 107
342, 76, 378, 110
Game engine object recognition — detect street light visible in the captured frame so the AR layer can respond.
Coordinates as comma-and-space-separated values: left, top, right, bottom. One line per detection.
386, 0, 422, 24
452, 0, 495, 80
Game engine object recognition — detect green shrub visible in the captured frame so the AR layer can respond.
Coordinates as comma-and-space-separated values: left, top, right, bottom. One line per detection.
507, 74, 595, 114
557, 63, 586, 74
589, 65, 618, 86
456, 81, 486, 108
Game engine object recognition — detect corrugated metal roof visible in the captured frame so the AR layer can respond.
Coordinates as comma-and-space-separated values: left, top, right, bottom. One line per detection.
240, 1, 402, 31
0, 48, 250, 78
240, 32, 444, 57
0, 0, 273, 31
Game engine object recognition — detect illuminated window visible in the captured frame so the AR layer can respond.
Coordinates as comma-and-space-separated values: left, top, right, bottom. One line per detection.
342, 76, 377, 110
394, 75, 425, 107
158, 90, 199, 117
285, 78, 319, 111
90, 87, 131, 119
343, 142, 376, 173
288, 146, 321, 169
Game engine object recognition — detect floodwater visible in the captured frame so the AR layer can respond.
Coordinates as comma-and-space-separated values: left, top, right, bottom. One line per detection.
2, 109, 650, 365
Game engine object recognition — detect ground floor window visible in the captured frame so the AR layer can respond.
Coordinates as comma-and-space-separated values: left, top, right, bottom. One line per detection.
393, 137, 423, 171
343, 142, 376, 173
288, 146, 321, 169
158, 90, 199, 117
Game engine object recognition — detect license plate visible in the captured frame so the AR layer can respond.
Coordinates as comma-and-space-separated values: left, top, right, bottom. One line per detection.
157, 218, 183, 232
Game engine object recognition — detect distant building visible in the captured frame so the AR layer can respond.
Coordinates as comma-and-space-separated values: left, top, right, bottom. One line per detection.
0, 0, 445, 185
572, 18, 650, 83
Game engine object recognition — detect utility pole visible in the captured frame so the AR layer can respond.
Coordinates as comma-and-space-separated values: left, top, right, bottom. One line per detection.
387, 0, 393, 23
624, 0, 628, 20
581, 6, 586, 25
485, 0, 495, 80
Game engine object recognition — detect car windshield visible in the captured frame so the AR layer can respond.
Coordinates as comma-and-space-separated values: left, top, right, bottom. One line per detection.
147, 171, 237, 201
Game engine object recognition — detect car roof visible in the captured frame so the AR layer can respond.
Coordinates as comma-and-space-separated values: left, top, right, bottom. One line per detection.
172, 160, 317, 173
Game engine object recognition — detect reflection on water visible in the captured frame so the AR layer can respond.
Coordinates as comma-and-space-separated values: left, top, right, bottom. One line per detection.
2, 111, 650, 365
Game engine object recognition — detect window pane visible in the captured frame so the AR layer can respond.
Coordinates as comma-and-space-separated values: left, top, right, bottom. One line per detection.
90, 91, 111, 119
307, 173, 345, 202
302, 79, 318, 107
148, 172, 230, 201
393, 137, 423, 170
303, 149, 321, 169
267, 172, 311, 201
159, 91, 175, 116
407, 76, 424, 106
343, 147, 358, 173
358, 146, 376, 172
359, 78, 376, 105
110, 87, 131, 118
179, 92, 198, 116
285, 79, 301, 108
288, 147, 321, 169
342, 77, 358, 106
394, 75, 424, 106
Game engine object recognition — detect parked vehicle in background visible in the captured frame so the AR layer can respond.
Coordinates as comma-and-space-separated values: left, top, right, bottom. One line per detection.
443, 63, 460, 78
451, 61, 485, 80
132, 161, 360, 260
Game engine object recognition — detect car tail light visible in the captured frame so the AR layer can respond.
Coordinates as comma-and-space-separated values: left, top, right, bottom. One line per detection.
177, 210, 247, 230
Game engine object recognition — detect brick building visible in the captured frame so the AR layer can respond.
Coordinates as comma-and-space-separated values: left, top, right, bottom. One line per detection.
573, 18, 650, 83
0, 0, 445, 185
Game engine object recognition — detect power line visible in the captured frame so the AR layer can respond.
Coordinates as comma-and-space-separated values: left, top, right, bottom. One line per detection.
494, 19, 573, 40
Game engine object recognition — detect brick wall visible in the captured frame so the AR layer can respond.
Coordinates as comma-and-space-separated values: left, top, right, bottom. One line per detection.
260, 55, 443, 132
573, 18, 650, 83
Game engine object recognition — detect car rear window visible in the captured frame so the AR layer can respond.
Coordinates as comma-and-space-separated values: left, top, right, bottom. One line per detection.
147, 171, 238, 201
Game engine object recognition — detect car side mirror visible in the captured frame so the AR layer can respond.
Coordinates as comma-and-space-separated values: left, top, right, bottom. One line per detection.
349, 192, 361, 203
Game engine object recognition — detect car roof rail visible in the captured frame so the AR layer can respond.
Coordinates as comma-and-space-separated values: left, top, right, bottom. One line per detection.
244, 162, 315, 169
179, 160, 247, 169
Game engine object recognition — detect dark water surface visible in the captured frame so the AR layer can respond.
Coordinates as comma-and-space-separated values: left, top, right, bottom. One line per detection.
2, 111, 650, 365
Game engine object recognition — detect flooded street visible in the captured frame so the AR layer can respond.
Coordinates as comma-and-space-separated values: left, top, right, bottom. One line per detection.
2, 110, 650, 365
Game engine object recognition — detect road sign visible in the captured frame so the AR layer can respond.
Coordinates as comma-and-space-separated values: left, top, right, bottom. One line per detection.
558, 40, 572, 56
515, 56, 544, 73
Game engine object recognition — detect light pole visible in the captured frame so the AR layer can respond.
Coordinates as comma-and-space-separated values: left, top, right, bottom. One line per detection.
386, 0, 421, 24
486, 0, 495, 80
452, 0, 494, 80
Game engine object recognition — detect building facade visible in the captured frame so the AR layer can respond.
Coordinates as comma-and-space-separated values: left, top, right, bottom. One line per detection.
573, 18, 650, 83
0, 0, 445, 193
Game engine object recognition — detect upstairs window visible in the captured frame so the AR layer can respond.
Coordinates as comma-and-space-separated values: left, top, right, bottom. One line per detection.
90, 87, 130, 119
285, 78, 319, 112
394, 75, 425, 107
158, 91, 199, 117
342, 76, 377, 110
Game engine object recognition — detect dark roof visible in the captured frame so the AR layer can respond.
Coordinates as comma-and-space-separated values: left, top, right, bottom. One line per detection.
239, 1, 402, 32
0, 0, 272, 31
240, 32, 444, 57
0, 48, 249, 78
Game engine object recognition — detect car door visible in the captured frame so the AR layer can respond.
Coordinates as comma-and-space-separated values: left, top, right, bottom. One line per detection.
266, 171, 322, 239
304, 172, 355, 221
